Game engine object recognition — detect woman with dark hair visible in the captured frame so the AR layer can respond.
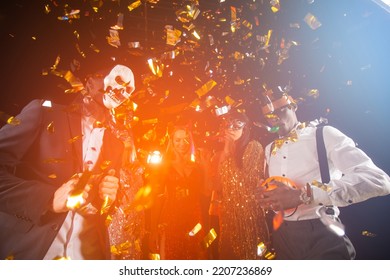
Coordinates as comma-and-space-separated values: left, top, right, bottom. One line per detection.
211, 110, 270, 259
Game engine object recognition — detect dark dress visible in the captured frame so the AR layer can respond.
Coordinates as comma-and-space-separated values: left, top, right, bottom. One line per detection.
159, 162, 208, 259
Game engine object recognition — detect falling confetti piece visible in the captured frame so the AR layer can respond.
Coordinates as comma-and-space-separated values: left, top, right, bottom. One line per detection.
304, 12, 322, 30
202, 228, 217, 248
362, 230, 377, 237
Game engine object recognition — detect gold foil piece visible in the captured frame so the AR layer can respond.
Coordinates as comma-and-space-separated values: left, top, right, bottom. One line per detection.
149, 253, 161, 260
1, 111, 20, 126
195, 79, 217, 98
264, 251, 276, 260
362, 230, 377, 237
273, 210, 284, 231
307, 89, 320, 98
128, 0, 142, 12
111, 241, 132, 255
257, 242, 267, 257
304, 12, 322, 30
311, 180, 331, 192
192, 30, 201, 40
166, 26, 182, 46
111, 12, 124, 30
189, 223, 202, 236
48, 174, 57, 179
176, 3, 200, 23
53, 256, 71, 260
147, 58, 164, 77
202, 228, 217, 248
131, 184, 154, 211
101, 195, 112, 215
100, 160, 112, 171
68, 135, 82, 144
270, 0, 280, 13
107, 29, 121, 48
5, 255, 14, 260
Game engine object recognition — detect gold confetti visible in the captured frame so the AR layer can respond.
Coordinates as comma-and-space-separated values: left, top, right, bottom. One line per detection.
46, 121, 55, 133
107, 29, 121, 48
304, 12, 322, 30
1, 111, 21, 126
100, 195, 112, 215
100, 160, 112, 171
264, 251, 276, 260
128, 0, 142, 12
64, 71, 85, 93
166, 26, 182, 46
311, 180, 331, 192
53, 256, 71, 260
147, 58, 164, 77
142, 118, 158, 125
307, 89, 320, 98
202, 228, 217, 248
362, 230, 377, 237
257, 242, 267, 257
131, 184, 154, 211
48, 174, 57, 179
192, 30, 201, 40
189, 223, 202, 236
149, 253, 161, 260
111, 241, 132, 255
195, 79, 217, 98
111, 12, 124, 30
176, 3, 200, 23
270, 0, 280, 13
68, 135, 82, 144
273, 211, 284, 231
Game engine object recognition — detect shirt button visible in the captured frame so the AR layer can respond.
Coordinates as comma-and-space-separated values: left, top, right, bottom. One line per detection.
282, 174, 286, 177
283, 156, 286, 159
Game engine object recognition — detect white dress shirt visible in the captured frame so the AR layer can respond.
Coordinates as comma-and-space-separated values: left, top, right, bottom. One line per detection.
265, 122, 390, 221
44, 115, 106, 259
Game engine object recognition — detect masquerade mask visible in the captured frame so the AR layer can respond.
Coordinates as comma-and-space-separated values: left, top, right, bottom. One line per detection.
224, 119, 246, 130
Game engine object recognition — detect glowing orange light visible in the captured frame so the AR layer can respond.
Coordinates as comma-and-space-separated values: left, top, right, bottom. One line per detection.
147, 150, 162, 165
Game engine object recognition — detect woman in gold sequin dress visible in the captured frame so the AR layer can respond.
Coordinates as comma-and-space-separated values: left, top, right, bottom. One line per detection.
107, 103, 147, 260
212, 111, 270, 259
153, 126, 209, 259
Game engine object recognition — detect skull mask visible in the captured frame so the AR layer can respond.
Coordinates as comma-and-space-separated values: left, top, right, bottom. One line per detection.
102, 64, 135, 109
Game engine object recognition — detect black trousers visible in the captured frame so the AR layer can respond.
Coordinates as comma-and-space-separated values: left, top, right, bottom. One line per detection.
272, 218, 356, 260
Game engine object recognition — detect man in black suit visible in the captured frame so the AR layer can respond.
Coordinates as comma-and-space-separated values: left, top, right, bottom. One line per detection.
0, 64, 135, 259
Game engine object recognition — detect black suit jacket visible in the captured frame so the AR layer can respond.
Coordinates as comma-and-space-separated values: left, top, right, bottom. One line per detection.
0, 99, 124, 259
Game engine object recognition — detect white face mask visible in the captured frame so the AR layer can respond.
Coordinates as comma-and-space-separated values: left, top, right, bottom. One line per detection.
102, 65, 135, 109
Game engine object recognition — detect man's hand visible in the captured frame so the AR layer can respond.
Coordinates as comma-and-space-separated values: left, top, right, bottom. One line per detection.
98, 169, 119, 202
257, 179, 302, 211
51, 173, 91, 213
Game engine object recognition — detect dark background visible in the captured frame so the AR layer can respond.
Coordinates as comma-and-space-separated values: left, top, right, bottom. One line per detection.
1, 0, 390, 259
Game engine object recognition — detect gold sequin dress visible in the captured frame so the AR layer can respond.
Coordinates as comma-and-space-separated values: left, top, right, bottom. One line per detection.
108, 166, 147, 259
218, 140, 269, 259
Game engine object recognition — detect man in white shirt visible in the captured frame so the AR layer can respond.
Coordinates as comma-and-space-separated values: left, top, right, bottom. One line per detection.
0, 64, 135, 259
258, 86, 390, 259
